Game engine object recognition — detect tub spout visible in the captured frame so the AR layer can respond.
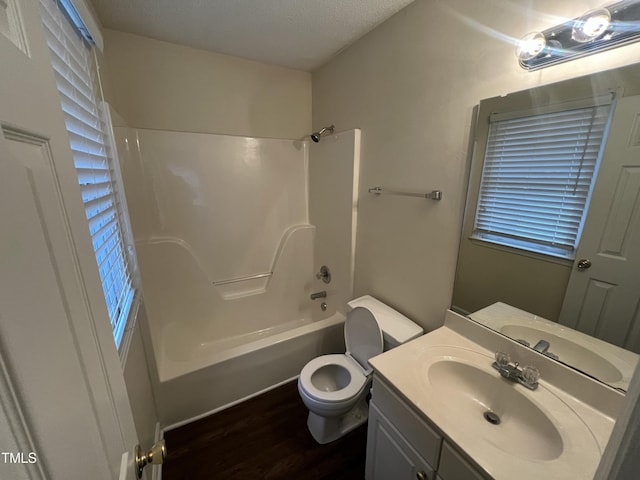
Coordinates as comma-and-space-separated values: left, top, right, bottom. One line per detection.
310, 291, 327, 300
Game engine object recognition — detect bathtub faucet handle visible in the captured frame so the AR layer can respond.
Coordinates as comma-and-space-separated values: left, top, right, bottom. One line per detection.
310, 291, 327, 300
315, 265, 331, 284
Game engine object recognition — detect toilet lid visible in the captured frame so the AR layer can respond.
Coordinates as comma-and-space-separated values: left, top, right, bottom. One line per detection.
345, 307, 383, 374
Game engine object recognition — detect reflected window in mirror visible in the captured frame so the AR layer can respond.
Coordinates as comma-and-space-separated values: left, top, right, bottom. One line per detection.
473, 98, 614, 260
453, 64, 640, 391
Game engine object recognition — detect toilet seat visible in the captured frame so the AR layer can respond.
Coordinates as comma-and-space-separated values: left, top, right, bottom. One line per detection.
299, 354, 368, 404
299, 307, 383, 404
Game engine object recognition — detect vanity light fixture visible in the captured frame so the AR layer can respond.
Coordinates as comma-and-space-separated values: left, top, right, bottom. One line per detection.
572, 8, 612, 43
516, 32, 547, 61
517, 0, 640, 71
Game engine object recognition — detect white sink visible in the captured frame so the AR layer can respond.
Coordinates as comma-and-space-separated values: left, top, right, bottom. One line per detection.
415, 346, 599, 466
426, 356, 563, 461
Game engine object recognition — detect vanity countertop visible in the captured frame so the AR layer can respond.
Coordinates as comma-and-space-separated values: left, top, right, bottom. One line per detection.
369, 324, 617, 480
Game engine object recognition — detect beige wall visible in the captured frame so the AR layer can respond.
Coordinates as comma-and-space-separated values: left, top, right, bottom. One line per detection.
102, 29, 311, 139
312, 0, 640, 332
453, 244, 572, 321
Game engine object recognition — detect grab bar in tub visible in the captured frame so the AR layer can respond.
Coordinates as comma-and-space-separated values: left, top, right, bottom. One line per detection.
213, 272, 272, 286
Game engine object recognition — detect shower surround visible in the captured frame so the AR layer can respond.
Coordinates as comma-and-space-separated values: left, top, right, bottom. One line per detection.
115, 127, 360, 425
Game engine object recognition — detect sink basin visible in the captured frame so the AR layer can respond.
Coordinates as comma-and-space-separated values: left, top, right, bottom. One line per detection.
428, 359, 562, 460
414, 346, 601, 469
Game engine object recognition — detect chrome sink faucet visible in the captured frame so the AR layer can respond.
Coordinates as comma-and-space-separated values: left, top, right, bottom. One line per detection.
492, 352, 540, 390
533, 339, 559, 360
533, 339, 550, 353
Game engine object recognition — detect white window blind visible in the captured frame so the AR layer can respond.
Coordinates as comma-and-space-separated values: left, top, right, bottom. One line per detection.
473, 102, 613, 259
40, 0, 135, 348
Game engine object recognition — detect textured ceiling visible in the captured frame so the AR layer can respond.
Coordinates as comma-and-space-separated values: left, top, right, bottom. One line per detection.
89, 0, 416, 71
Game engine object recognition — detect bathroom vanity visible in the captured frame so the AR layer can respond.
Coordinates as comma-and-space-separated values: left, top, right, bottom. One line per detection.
366, 376, 485, 479
365, 310, 623, 480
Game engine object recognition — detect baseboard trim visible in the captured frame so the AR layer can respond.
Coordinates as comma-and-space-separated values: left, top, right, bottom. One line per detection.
163, 375, 299, 432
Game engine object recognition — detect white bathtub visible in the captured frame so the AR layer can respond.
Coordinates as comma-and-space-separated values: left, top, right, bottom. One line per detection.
138, 236, 346, 426
156, 311, 345, 427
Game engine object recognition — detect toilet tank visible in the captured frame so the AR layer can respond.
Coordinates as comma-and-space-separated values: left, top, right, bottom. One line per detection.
347, 295, 423, 350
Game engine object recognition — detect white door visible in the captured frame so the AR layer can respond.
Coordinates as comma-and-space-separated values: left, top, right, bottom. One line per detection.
1, 1, 138, 479
559, 95, 640, 353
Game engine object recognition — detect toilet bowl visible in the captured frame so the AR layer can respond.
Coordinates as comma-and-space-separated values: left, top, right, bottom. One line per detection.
299, 354, 369, 417
298, 295, 423, 444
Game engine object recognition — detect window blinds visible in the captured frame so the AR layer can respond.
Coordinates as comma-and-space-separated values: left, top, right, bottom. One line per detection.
473, 102, 613, 259
40, 0, 134, 347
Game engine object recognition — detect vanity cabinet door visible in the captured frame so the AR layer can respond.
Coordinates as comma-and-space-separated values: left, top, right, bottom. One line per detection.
366, 402, 435, 480
371, 376, 442, 467
437, 441, 488, 480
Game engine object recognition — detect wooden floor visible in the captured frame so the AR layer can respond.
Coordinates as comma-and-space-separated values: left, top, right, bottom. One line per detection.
162, 380, 367, 480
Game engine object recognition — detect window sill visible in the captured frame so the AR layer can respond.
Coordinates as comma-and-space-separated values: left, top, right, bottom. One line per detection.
117, 290, 142, 368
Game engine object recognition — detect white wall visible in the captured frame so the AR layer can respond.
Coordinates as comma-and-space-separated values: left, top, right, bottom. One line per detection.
312, 0, 640, 332
102, 29, 312, 139
115, 128, 309, 282
309, 129, 361, 316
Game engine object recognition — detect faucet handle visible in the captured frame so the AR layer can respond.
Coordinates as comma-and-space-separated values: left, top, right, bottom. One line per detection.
315, 265, 331, 284
522, 365, 540, 385
495, 352, 511, 367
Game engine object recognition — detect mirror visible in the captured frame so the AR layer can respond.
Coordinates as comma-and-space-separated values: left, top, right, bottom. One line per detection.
452, 62, 640, 392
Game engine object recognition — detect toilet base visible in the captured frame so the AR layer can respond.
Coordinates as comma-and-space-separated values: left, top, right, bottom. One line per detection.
306, 395, 369, 444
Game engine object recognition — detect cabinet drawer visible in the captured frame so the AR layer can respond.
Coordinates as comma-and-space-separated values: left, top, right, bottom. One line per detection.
371, 376, 442, 468
438, 441, 487, 480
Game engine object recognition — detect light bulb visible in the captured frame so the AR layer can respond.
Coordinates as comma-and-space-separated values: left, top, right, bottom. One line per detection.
516, 32, 547, 61
572, 8, 611, 43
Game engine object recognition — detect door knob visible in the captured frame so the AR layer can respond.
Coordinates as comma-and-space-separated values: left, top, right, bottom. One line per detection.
577, 258, 592, 270
416, 471, 428, 480
135, 440, 166, 478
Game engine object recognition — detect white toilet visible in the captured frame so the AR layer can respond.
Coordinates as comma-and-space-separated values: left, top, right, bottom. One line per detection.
298, 295, 423, 444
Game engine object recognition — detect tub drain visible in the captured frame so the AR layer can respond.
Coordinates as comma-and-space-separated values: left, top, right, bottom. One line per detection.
483, 411, 501, 425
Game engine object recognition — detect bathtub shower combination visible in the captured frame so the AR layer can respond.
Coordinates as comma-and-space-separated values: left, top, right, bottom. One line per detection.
116, 126, 361, 425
